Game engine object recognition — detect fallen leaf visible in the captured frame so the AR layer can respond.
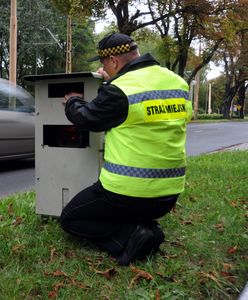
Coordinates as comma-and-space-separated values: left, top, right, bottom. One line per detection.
171, 206, 177, 213
155, 272, 177, 282
86, 256, 104, 270
64, 250, 75, 258
163, 254, 178, 259
12, 216, 23, 226
12, 244, 25, 253
222, 263, 233, 271
48, 282, 65, 299
155, 289, 161, 300
220, 271, 236, 283
46, 272, 89, 297
198, 260, 205, 267
48, 290, 58, 299
8, 203, 14, 216
71, 278, 89, 290
129, 266, 153, 288
214, 223, 225, 232
95, 268, 117, 279
52, 282, 65, 291
189, 196, 197, 202
228, 246, 238, 254
50, 247, 58, 262
44, 270, 69, 278
169, 240, 184, 247
198, 271, 222, 287
230, 201, 238, 208
182, 219, 193, 225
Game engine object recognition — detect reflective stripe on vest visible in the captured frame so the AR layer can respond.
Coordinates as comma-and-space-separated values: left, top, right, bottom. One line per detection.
104, 162, 186, 178
128, 89, 190, 104
99, 65, 190, 197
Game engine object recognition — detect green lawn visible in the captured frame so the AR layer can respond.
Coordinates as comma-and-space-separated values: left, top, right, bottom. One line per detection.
0, 151, 247, 299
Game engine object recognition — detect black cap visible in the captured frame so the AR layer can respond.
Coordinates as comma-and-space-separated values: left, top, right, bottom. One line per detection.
87, 32, 138, 62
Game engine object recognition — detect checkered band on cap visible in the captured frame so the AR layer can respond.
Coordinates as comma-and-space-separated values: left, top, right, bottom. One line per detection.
98, 44, 131, 58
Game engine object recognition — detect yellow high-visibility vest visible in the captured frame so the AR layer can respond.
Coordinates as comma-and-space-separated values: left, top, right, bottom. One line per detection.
99, 65, 192, 197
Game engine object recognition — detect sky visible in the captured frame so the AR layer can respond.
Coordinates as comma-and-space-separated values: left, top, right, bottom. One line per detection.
206, 62, 223, 80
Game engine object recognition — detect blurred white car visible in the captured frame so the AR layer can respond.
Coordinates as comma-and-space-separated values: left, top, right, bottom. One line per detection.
0, 79, 35, 161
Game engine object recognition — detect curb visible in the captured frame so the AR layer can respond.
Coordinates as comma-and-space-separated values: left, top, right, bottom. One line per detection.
210, 143, 248, 153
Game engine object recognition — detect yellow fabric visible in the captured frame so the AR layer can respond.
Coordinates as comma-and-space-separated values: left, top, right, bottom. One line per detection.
99, 65, 192, 197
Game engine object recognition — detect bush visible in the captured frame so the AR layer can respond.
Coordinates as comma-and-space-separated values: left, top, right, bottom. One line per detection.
196, 113, 223, 120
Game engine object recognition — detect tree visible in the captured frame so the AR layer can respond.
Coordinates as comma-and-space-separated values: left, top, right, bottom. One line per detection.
0, 0, 96, 87
144, 0, 228, 82
218, 0, 248, 118
103, 0, 227, 83
0, 0, 65, 84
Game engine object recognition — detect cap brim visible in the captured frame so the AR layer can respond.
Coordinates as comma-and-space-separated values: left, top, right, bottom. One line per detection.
87, 55, 100, 62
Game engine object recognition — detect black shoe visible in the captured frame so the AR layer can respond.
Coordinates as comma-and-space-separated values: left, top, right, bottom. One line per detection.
147, 221, 165, 254
116, 224, 154, 266
136, 221, 165, 260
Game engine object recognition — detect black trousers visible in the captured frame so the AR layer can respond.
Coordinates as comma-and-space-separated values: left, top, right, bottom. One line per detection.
59, 180, 178, 256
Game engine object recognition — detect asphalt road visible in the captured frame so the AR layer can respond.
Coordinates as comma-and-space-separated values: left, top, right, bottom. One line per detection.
0, 121, 248, 198
0, 159, 35, 199
186, 121, 248, 156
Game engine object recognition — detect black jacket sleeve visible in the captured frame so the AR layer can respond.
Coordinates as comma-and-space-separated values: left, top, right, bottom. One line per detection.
65, 83, 129, 132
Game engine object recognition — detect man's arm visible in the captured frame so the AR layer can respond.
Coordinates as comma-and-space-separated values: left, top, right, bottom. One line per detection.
64, 84, 129, 132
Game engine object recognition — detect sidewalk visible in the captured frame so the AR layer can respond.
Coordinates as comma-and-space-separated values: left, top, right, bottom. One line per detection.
212, 143, 248, 153
224, 143, 248, 151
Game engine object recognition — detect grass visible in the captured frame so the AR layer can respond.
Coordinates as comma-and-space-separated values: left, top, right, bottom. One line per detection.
0, 151, 247, 300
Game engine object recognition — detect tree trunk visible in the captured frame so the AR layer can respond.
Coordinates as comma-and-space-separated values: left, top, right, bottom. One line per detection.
222, 99, 231, 119
222, 88, 236, 119
177, 46, 188, 78
238, 82, 245, 119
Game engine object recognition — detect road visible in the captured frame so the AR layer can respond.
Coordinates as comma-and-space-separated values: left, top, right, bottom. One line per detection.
0, 121, 248, 198
186, 121, 248, 156
0, 159, 35, 199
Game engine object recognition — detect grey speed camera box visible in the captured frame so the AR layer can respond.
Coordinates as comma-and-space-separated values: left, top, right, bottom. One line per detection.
25, 72, 103, 217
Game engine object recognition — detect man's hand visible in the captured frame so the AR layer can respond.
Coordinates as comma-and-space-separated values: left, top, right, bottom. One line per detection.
62, 92, 83, 106
97, 67, 111, 81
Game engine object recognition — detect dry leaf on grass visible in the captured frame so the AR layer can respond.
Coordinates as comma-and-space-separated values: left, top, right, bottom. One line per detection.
169, 240, 184, 247
155, 272, 177, 282
227, 245, 238, 254
129, 266, 153, 288
49, 247, 58, 262
162, 254, 178, 259
182, 219, 193, 225
64, 250, 75, 258
45, 270, 69, 278
230, 201, 238, 208
71, 278, 89, 289
198, 271, 222, 287
155, 289, 161, 300
12, 216, 23, 226
45, 269, 89, 298
48, 290, 58, 299
220, 271, 237, 283
48, 282, 65, 299
12, 244, 25, 253
8, 203, 14, 216
222, 263, 233, 270
214, 223, 225, 232
95, 268, 117, 279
